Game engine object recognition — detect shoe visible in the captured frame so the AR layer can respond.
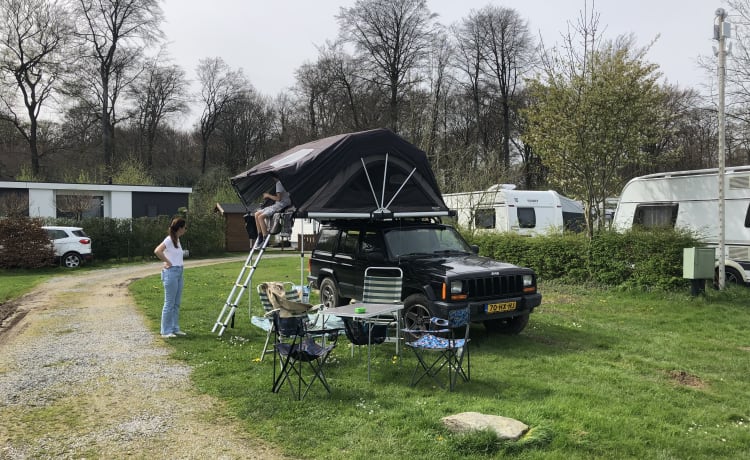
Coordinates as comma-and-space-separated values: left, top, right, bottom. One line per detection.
254, 237, 266, 249
174, 330, 187, 336
161, 333, 177, 338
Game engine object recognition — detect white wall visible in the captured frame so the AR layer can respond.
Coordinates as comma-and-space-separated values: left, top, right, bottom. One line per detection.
28, 189, 56, 217
110, 191, 132, 218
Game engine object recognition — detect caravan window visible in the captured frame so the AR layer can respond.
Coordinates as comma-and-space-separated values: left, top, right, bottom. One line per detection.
745, 203, 750, 228
474, 208, 495, 229
517, 208, 536, 229
633, 204, 678, 228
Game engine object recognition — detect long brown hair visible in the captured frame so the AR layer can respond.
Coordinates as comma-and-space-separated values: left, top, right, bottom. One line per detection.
168, 217, 186, 248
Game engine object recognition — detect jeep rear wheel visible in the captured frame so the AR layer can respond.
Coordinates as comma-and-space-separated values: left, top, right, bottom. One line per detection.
484, 313, 529, 334
319, 277, 350, 308
403, 294, 433, 331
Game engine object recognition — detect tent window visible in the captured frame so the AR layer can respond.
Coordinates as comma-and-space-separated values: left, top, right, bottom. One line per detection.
633, 204, 678, 228
474, 208, 495, 229
517, 208, 536, 228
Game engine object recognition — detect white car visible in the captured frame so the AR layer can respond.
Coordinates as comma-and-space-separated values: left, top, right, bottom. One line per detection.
42, 226, 94, 268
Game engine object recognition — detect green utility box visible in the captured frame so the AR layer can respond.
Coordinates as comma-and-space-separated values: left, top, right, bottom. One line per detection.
683, 247, 715, 279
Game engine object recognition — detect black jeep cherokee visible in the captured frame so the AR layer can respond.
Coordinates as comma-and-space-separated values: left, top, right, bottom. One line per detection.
308, 218, 542, 333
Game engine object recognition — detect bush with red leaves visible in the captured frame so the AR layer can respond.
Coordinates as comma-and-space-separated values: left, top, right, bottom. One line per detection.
0, 218, 55, 269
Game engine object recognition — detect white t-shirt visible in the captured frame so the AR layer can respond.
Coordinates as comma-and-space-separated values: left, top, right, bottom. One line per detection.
161, 235, 184, 267
276, 181, 291, 206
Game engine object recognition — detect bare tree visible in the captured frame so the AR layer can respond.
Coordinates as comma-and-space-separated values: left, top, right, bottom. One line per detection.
196, 57, 247, 174
215, 89, 275, 172
0, 191, 28, 217
476, 5, 534, 170
0, 0, 71, 176
56, 194, 98, 220
452, 10, 491, 158
73, 0, 164, 170
337, 0, 438, 133
128, 51, 188, 167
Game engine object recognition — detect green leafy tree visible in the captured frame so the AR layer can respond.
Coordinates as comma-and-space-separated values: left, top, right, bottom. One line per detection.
111, 156, 155, 185
523, 8, 667, 238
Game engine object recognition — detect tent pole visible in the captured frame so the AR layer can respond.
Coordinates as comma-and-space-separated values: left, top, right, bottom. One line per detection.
300, 218, 304, 288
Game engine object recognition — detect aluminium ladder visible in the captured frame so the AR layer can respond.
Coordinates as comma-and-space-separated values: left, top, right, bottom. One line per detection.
211, 233, 271, 336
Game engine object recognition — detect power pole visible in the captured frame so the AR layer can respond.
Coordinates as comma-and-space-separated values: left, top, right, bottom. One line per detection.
714, 8, 730, 290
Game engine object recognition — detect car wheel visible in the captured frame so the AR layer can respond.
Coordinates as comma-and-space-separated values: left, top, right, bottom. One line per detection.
714, 267, 744, 287
319, 277, 349, 308
403, 294, 433, 331
62, 252, 82, 268
484, 313, 529, 335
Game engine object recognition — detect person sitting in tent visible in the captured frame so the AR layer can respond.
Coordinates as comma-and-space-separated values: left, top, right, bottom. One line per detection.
254, 176, 291, 248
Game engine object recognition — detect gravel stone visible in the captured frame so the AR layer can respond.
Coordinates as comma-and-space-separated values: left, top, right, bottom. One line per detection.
0, 259, 287, 459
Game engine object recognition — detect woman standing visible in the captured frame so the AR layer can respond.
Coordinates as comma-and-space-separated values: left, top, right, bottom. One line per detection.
154, 217, 187, 338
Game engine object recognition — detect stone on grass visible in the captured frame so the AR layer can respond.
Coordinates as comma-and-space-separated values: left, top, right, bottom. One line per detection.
441, 412, 529, 441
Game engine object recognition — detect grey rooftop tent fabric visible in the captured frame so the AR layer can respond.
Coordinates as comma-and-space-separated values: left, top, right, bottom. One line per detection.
231, 128, 450, 220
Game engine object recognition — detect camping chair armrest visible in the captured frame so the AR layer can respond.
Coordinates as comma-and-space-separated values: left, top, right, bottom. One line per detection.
264, 308, 281, 318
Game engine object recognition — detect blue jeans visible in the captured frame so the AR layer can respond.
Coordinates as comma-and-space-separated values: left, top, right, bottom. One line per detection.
160, 266, 184, 335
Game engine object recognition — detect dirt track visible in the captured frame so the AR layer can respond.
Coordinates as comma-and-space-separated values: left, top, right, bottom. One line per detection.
0, 259, 287, 459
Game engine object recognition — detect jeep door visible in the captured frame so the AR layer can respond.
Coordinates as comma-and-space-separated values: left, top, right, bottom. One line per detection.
333, 228, 360, 299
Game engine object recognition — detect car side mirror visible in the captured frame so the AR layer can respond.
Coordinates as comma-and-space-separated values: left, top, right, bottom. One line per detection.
470, 245, 479, 254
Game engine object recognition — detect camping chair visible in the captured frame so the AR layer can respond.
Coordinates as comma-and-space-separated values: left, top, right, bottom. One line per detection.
271, 309, 340, 400
404, 306, 471, 391
346, 267, 403, 355
250, 282, 300, 361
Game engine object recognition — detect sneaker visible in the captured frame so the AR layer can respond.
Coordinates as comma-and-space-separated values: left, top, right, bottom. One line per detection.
254, 237, 266, 249
174, 330, 187, 336
161, 333, 177, 338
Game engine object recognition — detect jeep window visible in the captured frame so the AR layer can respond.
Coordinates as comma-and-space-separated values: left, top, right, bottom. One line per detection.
384, 226, 470, 258
359, 230, 385, 256
517, 207, 536, 228
316, 228, 338, 253
338, 229, 360, 256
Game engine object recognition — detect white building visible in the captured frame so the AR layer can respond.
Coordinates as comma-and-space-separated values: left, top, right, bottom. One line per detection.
0, 181, 192, 218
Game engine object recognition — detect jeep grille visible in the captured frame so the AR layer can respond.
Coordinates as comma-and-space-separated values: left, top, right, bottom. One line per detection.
465, 274, 525, 298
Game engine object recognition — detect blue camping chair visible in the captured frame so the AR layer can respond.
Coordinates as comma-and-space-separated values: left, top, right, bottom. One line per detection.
404, 306, 471, 391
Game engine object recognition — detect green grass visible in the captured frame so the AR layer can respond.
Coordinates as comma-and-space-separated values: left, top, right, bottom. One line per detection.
0, 268, 61, 303
127, 257, 750, 458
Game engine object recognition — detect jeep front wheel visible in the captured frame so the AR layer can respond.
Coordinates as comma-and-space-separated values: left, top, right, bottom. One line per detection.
403, 294, 433, 330
484, 313, 529, 334
319, 277, 350, 308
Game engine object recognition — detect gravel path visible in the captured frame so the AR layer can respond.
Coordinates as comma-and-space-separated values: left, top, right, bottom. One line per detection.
0, 259, 287, 459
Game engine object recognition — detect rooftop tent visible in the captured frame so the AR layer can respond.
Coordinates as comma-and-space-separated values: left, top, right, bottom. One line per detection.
231, 128, 450, 220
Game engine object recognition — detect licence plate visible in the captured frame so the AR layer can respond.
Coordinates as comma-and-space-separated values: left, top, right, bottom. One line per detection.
486, 301, 517, 313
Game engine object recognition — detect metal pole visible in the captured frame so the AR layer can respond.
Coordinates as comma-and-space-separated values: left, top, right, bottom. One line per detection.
715, 9, 729, 290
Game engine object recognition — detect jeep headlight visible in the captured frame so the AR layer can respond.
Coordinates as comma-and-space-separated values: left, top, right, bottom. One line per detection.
442, 280, 467, 300
523, 274, 535, 293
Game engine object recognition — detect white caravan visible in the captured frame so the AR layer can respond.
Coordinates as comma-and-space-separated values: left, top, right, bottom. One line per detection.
612, 166, 750, 285
442, 185, 585, 235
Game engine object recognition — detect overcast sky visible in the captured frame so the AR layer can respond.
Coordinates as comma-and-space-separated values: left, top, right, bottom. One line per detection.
160, 0, 726, 122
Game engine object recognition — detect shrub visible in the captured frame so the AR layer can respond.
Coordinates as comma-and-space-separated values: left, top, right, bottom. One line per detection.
0, 217, 54, 268
463, 228, 701, 291
46, 214, 226, 262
